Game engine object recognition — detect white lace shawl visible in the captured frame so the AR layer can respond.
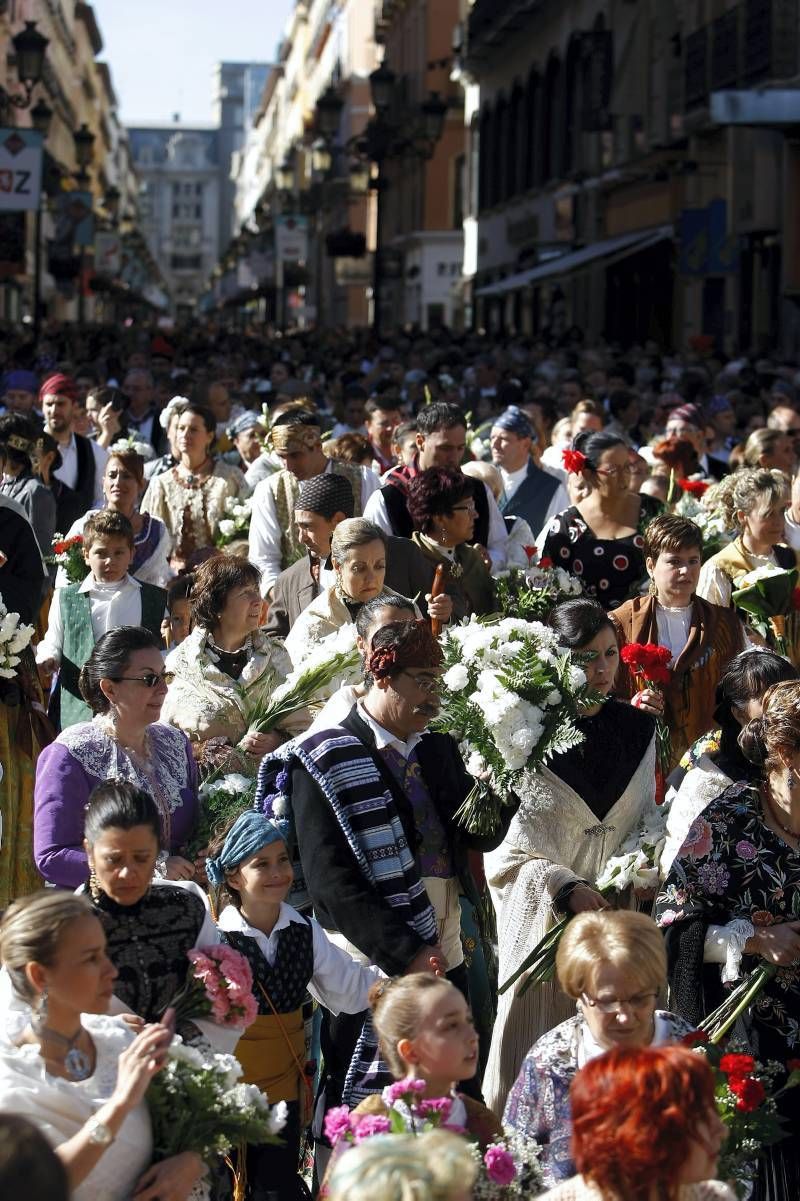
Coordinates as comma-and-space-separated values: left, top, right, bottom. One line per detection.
482, 735, 656, 1114
57, 719, 191, 815
661, 754, 733, 876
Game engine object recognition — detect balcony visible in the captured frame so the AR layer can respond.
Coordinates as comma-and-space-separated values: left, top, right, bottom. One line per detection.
465, 0, 545, 65
684, 0, 798, 111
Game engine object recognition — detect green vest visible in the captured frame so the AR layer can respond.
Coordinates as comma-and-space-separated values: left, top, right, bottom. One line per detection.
59, 580, 167, 730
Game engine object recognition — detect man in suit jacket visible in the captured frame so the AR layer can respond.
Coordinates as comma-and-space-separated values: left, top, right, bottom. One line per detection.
272, 620, 517, 1109
490, 404, 568, 536
665, 403, 729, 481
264, 473, 440, 636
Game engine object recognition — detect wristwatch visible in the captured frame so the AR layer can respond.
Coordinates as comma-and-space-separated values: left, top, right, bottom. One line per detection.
86, 1117, 114, 1147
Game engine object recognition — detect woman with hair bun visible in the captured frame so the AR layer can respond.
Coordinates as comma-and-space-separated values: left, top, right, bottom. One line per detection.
540, 430, 662, 611
537, 1045, 733, 1201
33, 626, 198, 888
482, 597, 657, 1116
657, 678, 800, 1198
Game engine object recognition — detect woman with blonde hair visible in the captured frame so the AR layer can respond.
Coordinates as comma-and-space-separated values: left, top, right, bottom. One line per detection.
503, 909, 693, 1189
657, 678, 800, 1198
741, 427, 796, 474
284, 518, 423, 667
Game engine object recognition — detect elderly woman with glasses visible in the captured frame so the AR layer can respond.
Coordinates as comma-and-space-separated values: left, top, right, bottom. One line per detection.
406, 467, 494, 622
33, 627, 199, 889
503, 910, 693, 1190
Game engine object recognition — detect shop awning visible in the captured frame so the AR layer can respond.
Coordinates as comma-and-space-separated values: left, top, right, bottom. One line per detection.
475, 224, 674, 298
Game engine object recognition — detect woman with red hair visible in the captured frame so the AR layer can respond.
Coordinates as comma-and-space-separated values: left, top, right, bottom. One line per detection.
538, 1045, 733, 1201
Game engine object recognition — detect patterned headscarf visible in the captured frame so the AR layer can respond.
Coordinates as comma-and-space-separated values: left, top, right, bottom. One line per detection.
205, 810, 285, 887
270, 421, 321, 453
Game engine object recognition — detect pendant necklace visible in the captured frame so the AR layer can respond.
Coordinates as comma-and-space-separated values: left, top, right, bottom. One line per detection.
38, 1024, 93, 1081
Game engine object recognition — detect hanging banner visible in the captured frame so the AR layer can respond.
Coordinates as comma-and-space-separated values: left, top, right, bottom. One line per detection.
275, 214, 308, 264
95, 230, 122, 275
0, 128, 43, 212
52, 190, 94, 253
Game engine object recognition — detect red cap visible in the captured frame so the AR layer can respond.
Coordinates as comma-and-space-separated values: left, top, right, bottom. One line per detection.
39, 373, 79, 403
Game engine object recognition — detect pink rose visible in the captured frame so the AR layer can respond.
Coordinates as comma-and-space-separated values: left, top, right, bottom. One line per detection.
324, 1105, 354, 1146
484, 1145, 517, 1186
680, 816, 713, 861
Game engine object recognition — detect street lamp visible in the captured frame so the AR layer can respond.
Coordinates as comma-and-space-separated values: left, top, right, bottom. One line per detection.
311, 138, 332, 177
73, 123, 95, 174
420, 92, 448, 150
104, 185, 121, 221
369, 61, 396, 114
30, 97, 54, 137
275, 154, 295, 194
316, 86, 344, 140
0, 21, 49, 118
349, 160, 371, 195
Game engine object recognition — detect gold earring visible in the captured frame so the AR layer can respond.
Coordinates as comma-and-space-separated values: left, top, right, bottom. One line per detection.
648, 576, 658, 597
89, 865, 100, 901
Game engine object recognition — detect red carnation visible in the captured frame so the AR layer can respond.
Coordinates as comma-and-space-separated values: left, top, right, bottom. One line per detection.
368, 647, 398, 680
539, 556, 553, 569
677, 478, 710, 497
729, 1075, 766, 1113
720, 1053, 756, 1078
682, 1030, 710, 1047
562, 448, 587, 474
523, 545, 537, 563
620, 642, 672, 685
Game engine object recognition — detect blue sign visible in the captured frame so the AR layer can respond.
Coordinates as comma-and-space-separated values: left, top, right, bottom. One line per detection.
679, 199, 738, 276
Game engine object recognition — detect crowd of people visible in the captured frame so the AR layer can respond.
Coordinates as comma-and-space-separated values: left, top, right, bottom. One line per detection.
2, 320, 800, 1201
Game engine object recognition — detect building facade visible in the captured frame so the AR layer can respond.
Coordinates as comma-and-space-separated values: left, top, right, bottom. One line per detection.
458, 0, 800, 353
129, 125, 221, 315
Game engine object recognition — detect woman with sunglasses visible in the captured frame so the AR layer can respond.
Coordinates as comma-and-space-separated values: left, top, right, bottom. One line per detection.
540, 430, 662, 611
54, 449, 172, 590
33, 626, 198, 888
406, 467, 494, 622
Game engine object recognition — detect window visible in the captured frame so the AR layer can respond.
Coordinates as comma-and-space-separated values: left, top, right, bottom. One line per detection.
170, 253, 202, 271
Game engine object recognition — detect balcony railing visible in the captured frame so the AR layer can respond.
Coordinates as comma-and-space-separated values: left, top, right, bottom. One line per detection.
685, 0, 798, 109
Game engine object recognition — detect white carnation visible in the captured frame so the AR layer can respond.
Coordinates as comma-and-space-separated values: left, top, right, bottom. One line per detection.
218, 519, 236, 537
443, 664, 470, 692
568, 665, 587, 689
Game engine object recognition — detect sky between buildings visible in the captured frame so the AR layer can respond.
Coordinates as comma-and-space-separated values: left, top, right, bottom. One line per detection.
91, 0, 295, 125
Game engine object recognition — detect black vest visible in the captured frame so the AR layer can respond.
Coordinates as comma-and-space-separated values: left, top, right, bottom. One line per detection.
223, 917, 314, 1014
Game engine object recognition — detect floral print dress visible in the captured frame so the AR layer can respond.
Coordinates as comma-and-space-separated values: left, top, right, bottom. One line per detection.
657, 781, 800, 1056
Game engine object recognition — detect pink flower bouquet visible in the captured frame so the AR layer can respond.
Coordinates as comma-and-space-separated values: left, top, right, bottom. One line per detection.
167, 944, 258, 1029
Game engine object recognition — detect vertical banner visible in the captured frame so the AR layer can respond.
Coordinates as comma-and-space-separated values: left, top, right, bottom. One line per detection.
95, 230, 122, 275
0, 128, 43, 212
275, 214, 308, 263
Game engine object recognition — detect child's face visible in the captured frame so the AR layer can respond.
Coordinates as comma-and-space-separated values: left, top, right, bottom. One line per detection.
401, 984, 479, 1084
83, 535, 133, 583
167, 599, 191, 645
228, 839, 293, 908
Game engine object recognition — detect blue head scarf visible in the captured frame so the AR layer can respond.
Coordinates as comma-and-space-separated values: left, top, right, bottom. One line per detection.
491, 404, 534, 439
2, 370, 39, 396
205, 810, 285, 888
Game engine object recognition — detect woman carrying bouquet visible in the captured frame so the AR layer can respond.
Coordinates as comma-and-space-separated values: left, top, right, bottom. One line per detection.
611, 514, 745, 771
0, 891, 206, 1201
207, 810, 383, 1200
162, 555, 304, 777
482, 597, 657, 1114
79, 783, 235, 1053
696, 467, 800, 665
656, 679, 800, 1199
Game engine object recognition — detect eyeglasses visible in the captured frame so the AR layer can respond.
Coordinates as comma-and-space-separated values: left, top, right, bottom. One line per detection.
594, 464, 631, 477
399, 671, 442, 695
112, 670, 174, 689
452, 503, 477, 515
581, 990, 657, 1015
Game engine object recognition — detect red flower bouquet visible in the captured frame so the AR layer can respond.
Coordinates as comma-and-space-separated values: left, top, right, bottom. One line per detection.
562, 448, 587, 474
685, 1034, 800, 1191
620, 642, 672, 797
167, 945, 258, 1029
49, 533, 89, 584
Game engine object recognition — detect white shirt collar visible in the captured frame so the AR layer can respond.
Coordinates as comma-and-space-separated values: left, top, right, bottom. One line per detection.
500, 462, 529, 487
358, 699, 423, 758
217, 900, 304, 937
79, 572, 140, 594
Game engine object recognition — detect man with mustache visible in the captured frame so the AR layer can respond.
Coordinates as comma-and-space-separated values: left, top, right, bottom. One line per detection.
256, 619, 517, 1123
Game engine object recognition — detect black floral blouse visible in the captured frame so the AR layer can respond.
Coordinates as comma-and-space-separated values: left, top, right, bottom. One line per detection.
541, 494, 662, 611
656, 781, 800, 1054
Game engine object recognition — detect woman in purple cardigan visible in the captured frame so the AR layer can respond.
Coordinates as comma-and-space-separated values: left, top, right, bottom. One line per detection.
33, 626, 199, 888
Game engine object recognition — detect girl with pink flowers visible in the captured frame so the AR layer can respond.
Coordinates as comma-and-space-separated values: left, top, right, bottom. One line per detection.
206, 809, 382, 1201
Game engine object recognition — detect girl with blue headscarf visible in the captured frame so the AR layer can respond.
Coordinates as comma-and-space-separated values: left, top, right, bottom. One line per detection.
207, 809, 382, 1201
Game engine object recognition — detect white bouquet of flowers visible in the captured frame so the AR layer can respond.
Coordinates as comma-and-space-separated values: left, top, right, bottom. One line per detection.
0, 603, 35, 679
594, 805, 668, 893
432, 617, 599, 834
674, 491, 733, 560
190, 772, 257, 854
216, 495, 254, 546
147, 1042, 287, 1196
493, 551, 582, 622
